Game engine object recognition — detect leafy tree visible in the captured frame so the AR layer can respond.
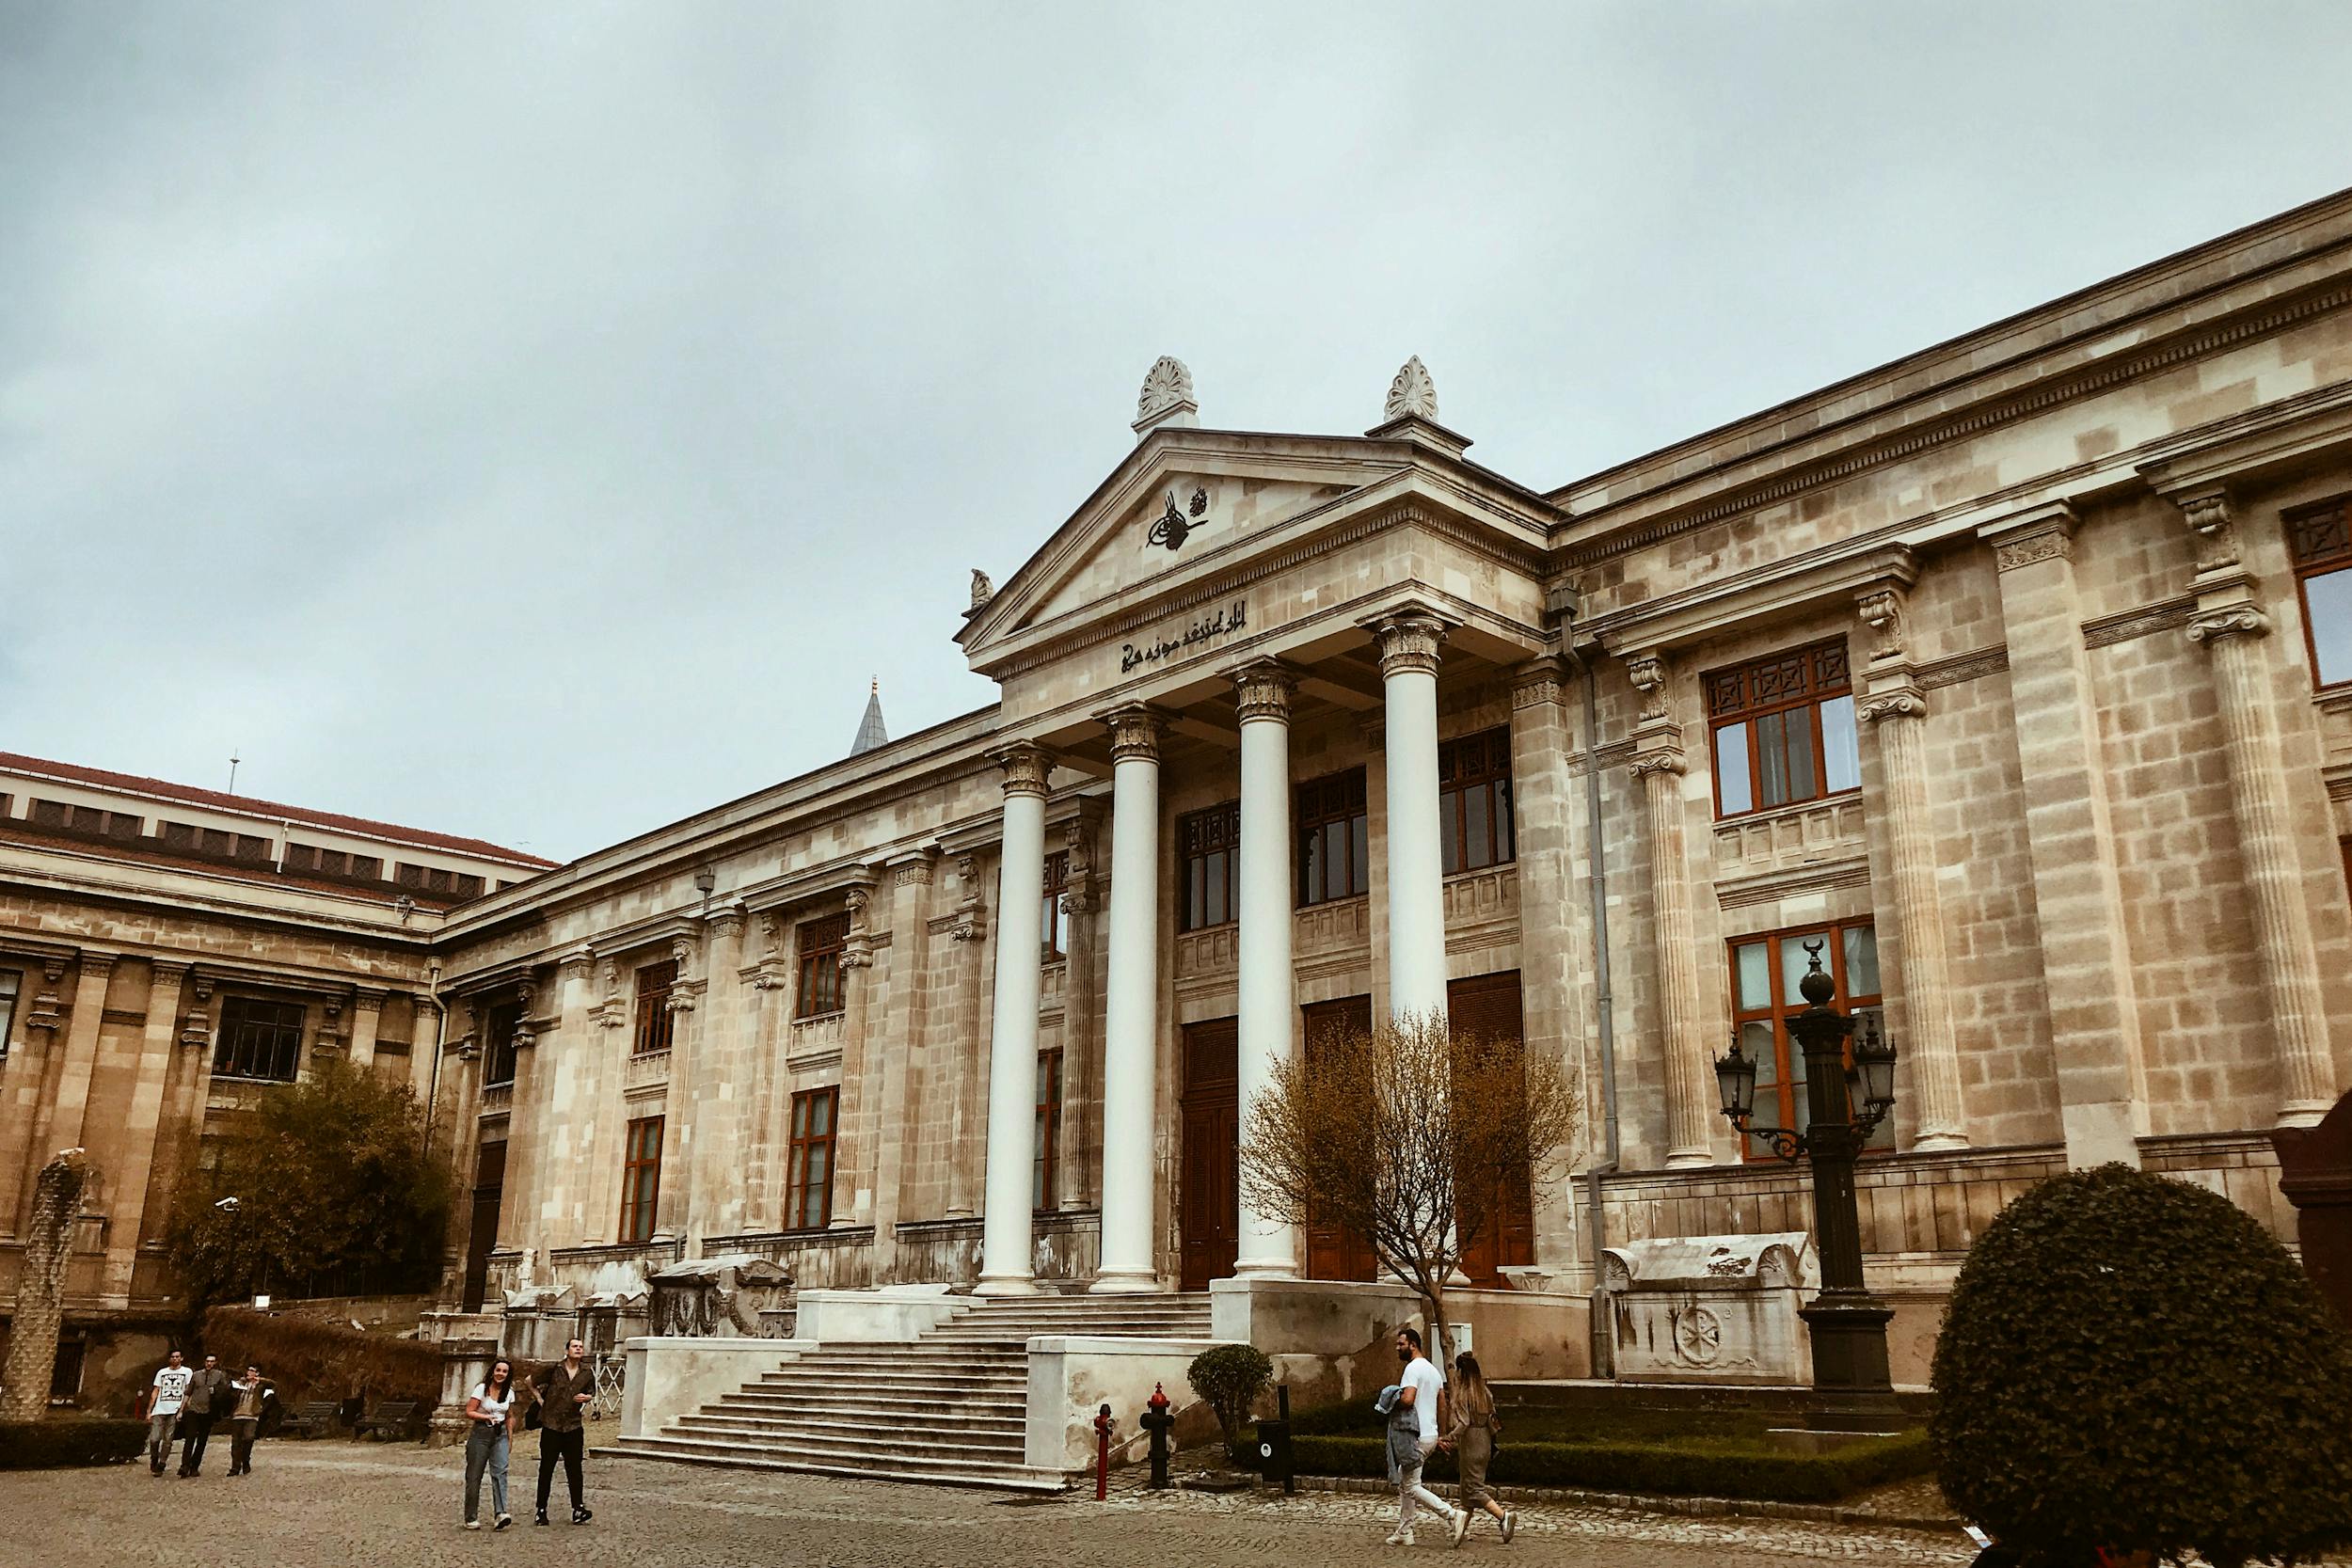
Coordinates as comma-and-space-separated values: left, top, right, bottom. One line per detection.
1932, 1163, 2352, 1568
1238, 1009, 1580, 1368
164, 1057, 455, 1310
1186, 1342, 1274, 1450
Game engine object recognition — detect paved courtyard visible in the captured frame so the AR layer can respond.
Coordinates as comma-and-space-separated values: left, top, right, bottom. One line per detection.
8, 1443, 1972, 1567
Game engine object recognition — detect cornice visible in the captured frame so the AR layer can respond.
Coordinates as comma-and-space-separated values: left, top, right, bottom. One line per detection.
1577, 542, 1917, 657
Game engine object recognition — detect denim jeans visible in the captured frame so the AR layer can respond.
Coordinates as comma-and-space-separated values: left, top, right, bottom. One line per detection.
463, 1423, 510, 1523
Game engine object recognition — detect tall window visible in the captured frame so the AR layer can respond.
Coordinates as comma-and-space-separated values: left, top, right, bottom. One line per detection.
617, 1117, 663, 1243
214, 996, 305, 1082
1295, 768, 1370, 907
0, 968, 17, 1062
631, 959, 676, 1056
1041, 850, 1072, 960
481, 999, 522, 1088
1033, 1049, 1063, 1212
785, 1087, 838, 1228
2287, 497, 2352, 689
1179, 802, 1240, 932
1706, 641, 1859, 817
795, 913, 850, 1021
1726, 921, 1890, 1159
1438, 727, 1516, 875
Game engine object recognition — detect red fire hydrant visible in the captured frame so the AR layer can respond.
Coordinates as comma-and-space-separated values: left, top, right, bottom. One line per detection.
1093, 1402, 1116, 1499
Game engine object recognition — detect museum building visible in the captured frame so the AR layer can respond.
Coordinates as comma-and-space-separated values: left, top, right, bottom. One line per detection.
6, 187, 2352, 1400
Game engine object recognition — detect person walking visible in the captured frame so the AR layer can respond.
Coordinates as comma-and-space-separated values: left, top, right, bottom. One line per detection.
531, 1337, 596, 1527
223, 1365, 273, 1478
176, 1353, 233, 1477
1384, 1328, 1469, 1547
1440, 1352, 1516, 1542
461, 1358, 519, 1531
141, 1351, 193, 1477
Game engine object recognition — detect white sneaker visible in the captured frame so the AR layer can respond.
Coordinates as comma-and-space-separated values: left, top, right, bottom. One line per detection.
1501, 1511, 1518, 1543
463, 1520, 481, 1530
1450, 1510, 1470, 1546
1385, 1530, 1415, 1546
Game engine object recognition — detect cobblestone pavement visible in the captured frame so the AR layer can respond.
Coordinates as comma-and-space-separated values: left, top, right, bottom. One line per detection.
6, 1444, 1974, 1567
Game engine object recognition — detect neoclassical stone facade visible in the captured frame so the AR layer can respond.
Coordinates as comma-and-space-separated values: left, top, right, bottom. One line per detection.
9, 189, 2352, 1391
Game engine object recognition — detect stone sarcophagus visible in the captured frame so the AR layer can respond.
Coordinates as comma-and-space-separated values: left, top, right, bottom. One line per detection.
645, 1255, 793, 1338
1602, 1232, 1816, 1386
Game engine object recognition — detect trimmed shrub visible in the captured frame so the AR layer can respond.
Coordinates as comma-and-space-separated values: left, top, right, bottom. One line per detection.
1280, 1429, 1931, 1503
201, 1306, 442, 1415
1931, 1163, 2352, 1568
1187, 1343, 1275, 1449
0, 1419, 150, 1469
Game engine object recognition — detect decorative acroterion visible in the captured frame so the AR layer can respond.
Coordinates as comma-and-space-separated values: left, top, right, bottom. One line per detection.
1384, 356, 1438, 422
1133, 356, 1199, 438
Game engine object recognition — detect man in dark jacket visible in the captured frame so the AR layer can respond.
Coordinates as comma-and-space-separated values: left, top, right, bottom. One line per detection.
532, 1338, 596, 1527
177, 1354, 234, 1477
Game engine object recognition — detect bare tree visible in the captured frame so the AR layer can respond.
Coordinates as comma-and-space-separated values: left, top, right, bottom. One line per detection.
1237, 1009, 1580, 1366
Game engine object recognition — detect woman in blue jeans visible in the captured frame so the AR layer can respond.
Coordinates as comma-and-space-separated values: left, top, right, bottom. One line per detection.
462, 1359, 520, 1530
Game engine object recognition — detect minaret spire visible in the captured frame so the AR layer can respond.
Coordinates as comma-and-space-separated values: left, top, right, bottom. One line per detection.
850, 677, 889, 756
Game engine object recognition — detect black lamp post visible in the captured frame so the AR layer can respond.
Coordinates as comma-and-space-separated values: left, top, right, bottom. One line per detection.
1712, 942, 1902, 1432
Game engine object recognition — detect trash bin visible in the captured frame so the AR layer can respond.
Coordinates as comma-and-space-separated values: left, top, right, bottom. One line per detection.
1254, 1418, 1292, 1493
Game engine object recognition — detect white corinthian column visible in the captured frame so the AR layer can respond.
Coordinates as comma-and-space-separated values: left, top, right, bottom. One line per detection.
977, 742, 1051, 1294
1093, 704, 1167, 1291
1230, 658, 1300, 1279
1369, 609, 1454, 1025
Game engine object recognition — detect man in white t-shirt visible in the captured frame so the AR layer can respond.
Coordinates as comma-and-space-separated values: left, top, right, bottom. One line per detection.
1388, 1328, 1469, 1546
144, 1352, 194, 1477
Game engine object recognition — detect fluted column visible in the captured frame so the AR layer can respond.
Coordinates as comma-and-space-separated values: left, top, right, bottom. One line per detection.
1369, 609, 1454, 1024
1094, 704, 1167, 1291
1855, 585, 1968, 1151
1627, 655, 1713, 1169
1231, 658, 1300, 1278
977, 742, 1051, 1294
946, 854, 991, 1221
2174, 488, 2337, 1125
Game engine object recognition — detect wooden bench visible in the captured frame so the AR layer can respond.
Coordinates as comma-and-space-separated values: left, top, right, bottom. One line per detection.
282, 1400, 343, 1439
355, 1400, 423, 1442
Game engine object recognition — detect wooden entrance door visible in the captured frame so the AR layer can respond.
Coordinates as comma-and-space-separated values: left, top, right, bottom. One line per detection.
1450, 972, 1535, 1287
1303, 996, 1378, 1281
1178, 1018, 1240, 1291
462, 1139, 506, 1312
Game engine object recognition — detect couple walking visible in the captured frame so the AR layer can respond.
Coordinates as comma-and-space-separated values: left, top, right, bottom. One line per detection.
1379, 1328, 1518, 1548
461, 1338, 597, 1531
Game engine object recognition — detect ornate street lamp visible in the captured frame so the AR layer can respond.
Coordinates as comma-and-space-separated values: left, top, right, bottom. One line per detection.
1712, 941, 1902, 1431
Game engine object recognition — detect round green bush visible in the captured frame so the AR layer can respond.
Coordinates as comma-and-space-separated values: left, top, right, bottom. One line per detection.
1931, 1163, 2352, 1568
1186, 1342, 1274, 1449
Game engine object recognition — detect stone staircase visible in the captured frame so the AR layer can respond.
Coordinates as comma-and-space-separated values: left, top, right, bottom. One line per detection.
610, 1291, 1213, 1491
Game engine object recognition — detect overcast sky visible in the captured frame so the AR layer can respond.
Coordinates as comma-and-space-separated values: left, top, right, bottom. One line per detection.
5, 4, 2350, 862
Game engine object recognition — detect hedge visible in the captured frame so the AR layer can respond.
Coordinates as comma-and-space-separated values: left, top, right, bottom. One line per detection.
201, 1306, 442, 1414
1279, 1429, 1932, 1504
0, 1419, 150, 1469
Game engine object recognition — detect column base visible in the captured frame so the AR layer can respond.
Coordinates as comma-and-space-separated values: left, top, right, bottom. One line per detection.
1089, 1270, 1168, 1294
1910, 1132, 1970, 1152
2277, 1101, 2331, 1130
1663, 1148, 1716, 1170
973, 1273, 1039, 1297
1231, 1259, 1298, 1282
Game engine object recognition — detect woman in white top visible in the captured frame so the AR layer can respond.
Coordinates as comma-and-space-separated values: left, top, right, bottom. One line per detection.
462, 1359, 520, 1529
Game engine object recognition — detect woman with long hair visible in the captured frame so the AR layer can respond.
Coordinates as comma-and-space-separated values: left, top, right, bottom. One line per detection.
462, 1357, 520, 1530
1442, 1352, 1516, 1541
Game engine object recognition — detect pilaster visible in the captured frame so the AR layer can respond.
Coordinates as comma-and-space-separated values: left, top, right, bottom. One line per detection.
833, 871, 886, 1230
869, 854, 939, 1274
1626, 654, 1714, 1169
1508, 657, 1589, 1270
945, 850, 993, 1221
103, 958, 189, 1301
347, 988, 386, 1069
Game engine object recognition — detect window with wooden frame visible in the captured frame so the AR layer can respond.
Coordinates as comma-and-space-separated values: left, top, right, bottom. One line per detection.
1726, 921, 1892, 1159
1041, 850, 1072, 960
617, 1116, 663, 1243
795, 913, 850, 1021
1179, 801, 1240, 932
785, 1087, 838, 1229
0, 968, 18, 1062
1033, 1049, 1063, 1212
631, 959, 676, 1056
213, 995, 306, 1082
1295, 768, 1370, 907
2286, 497, 2352, 689
480, 999, 523, 1087
1705, 641, 1860, 818
1438, 727, 1516, 875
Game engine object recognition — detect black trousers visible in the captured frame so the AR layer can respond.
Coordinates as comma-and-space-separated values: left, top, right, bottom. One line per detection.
536, 1426, 584, 1512
177, 1412, 216, 1473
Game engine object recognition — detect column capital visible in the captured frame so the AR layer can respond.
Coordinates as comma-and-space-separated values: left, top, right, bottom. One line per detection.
2186, 604, 2271, 645
890, 852, 937, 889
1509, 656, 1567, 710
558, 944, 596, 983
1858, 685, 1929, 723
351, 985, 389, 1012
1363, 608, 1454, 677
1629, 748, 1685, 779
75, 953, 117, 981
1099, 702, 1168, 763
1227, 657, 1297, 723
1978, 500, 2078, 573
148, 958, 192, 983
988, 741, 1054, 798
